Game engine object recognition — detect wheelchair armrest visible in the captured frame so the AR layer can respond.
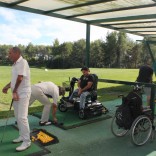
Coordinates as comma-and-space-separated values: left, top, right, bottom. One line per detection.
142, 106, 152, 116
142, 107, 151, 113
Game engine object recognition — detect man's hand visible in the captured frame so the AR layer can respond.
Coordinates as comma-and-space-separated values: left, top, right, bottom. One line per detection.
2, 86, 9, 94
13, 92, 19, 101
2, 83, 11, 94
53, 117, 58, 123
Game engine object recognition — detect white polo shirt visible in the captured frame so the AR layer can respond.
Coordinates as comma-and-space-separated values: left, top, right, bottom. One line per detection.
11, 56, 31, 97
35, 82, 59, 104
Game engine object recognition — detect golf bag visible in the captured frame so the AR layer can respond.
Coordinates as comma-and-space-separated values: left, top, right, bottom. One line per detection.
115, 91, 142, 129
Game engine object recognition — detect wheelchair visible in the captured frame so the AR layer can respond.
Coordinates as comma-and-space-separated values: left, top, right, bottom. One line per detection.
111, 85, 154, 146
58, 75, 108, 119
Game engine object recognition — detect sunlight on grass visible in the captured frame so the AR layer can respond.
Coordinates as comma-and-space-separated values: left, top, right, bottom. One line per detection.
0, 66, 155, 115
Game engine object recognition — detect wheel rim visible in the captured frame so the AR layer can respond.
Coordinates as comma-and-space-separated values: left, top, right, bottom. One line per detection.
111, 115, 128, 137
59, 104, 67, 112
131, 116, 152, 146
79, 110, 85, 119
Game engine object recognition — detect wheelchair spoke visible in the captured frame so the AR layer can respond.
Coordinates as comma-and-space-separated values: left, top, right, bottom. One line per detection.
111, 115, 129, 137
131, 115, 152, 146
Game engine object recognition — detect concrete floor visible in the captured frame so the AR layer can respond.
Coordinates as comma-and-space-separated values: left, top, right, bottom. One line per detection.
0, 113, 156, 156
0, 97, 156, 156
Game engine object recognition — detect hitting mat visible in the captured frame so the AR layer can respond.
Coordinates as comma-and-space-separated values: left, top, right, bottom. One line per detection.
33, 109, 111, 130
0, 125, 50, 156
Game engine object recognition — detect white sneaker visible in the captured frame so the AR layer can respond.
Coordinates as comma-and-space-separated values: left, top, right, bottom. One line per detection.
12, 136, 23, 143
16, 142, 31, 151
39, 121, 52, 126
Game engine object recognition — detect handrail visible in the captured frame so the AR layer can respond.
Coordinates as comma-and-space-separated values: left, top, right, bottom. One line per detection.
99, 79, 156, 87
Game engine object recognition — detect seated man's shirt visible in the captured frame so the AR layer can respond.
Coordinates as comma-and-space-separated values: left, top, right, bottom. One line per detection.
80, 74, 93, 92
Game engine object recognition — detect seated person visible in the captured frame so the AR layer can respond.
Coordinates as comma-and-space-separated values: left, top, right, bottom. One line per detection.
29, 81, 65, 126
69, 66, 93, 110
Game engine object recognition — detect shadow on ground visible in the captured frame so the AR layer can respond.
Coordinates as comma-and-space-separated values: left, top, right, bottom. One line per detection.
97, 84, 132, 102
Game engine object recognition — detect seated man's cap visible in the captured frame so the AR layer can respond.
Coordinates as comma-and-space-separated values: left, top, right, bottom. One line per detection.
81, 66, 89, 71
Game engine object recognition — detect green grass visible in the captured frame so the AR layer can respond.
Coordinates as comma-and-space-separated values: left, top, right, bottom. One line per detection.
0, 66, 154, 117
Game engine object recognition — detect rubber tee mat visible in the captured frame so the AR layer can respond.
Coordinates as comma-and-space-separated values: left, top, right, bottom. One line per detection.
33, 110, 111, 130
0, 125, 58, 156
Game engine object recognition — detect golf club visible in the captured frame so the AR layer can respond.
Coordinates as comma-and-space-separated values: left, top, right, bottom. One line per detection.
1, 99, 13, 143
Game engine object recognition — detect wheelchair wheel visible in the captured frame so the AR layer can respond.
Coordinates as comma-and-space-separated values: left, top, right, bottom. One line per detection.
131, 115, 152, 146
111, 115, 129, 137
58, 103, 68, 112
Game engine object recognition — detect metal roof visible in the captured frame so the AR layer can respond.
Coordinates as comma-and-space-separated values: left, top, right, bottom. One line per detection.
0, 0, 156, 39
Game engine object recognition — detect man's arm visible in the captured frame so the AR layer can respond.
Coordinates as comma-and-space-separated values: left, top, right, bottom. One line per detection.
13, 75, 23, 93
81, 82, 93, 92
13, 75, 23, 101
52, 95, 59, 123
78, 81, 93, 95
2, 82, 11, 94
78, 80, 81, 88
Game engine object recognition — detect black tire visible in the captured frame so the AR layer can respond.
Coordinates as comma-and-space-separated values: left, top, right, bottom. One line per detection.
96, 111, 102, 116
58, 103, 68, 112
131, 115, 152, 146
78, 109, 86, 119
111, 115, 129, 137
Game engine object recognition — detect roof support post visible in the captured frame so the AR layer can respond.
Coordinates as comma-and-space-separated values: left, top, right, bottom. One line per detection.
145, 41, 156, 76
150, 85, 155, 120
146, 41, 155, 62
85, 23, 90, 67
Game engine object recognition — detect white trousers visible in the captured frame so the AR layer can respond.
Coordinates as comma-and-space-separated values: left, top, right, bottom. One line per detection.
13, 93, 31, 143
29, 85, 52, 122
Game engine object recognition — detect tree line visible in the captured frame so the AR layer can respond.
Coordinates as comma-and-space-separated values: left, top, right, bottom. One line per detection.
0, 31, 155, 69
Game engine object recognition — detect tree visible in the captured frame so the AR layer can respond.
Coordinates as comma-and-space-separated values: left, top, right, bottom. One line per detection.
105, 31, 118, 67
90, 39, 105, 67
25, 42, 35, 60
70, 39, 86, 68
52, 38, 60, 56
0, 33, 151, 69
116, 32, 127, 68
0, 44, 12, 65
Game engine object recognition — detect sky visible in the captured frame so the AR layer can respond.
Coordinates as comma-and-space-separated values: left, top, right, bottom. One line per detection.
0, 7, 143, 46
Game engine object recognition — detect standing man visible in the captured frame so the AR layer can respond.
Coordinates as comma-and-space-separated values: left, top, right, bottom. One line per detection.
2, 47, 31, 151
136, 58, 153, 105
29, 82, 65, 126
69, 67, 93, 110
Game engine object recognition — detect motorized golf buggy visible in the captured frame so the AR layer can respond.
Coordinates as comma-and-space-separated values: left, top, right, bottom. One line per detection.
58, 74, 108, 119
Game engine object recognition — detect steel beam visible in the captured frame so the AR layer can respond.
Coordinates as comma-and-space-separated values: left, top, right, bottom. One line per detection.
85, 23, 90, 67
68, 3, 156, 19
44, 0, 115, 14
